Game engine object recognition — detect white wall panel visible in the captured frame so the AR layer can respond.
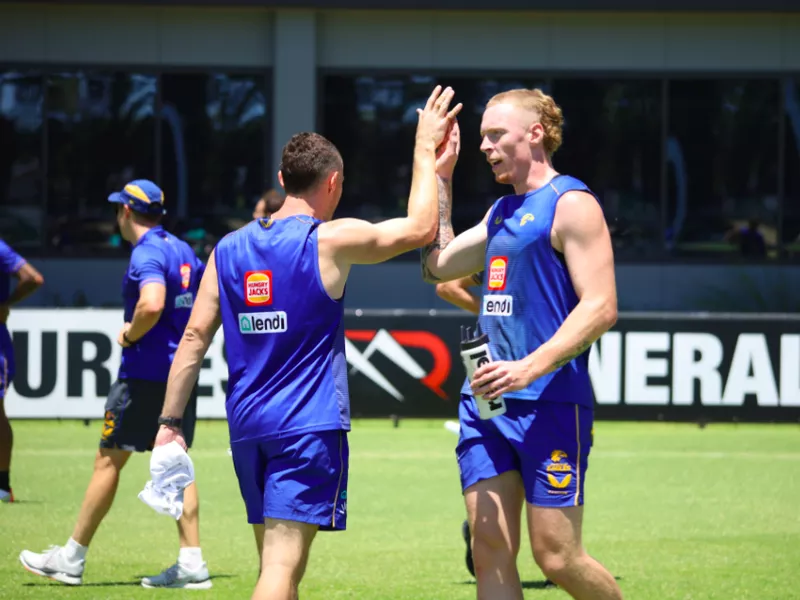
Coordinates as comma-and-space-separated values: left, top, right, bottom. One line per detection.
318, 10, 792, 73
159, 8, 272, 67
1, 5, 795, 72
664, 14, 782, 71
781, 15, 800, 70
43, 6, 161, 65
431, 12, 550, 70
0, 5, 47, 63
0, 3, 272, 67
317, 11, 435, 68
548, 13, 667, 70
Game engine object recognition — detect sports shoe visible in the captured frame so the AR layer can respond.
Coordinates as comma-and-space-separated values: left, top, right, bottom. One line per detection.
19, 546, 84, 585
0, 488, 13, 503
462, 520, 475, 577
141, 562, 212, 589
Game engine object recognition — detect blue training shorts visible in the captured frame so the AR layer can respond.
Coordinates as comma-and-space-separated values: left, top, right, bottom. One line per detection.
457, 395, 593, 507
230, 430, 349, 530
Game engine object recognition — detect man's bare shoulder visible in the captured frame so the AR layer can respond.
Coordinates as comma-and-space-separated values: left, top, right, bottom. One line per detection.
555, 190, 604, 230
557, 189, 600, 210
317, 218, 371, 243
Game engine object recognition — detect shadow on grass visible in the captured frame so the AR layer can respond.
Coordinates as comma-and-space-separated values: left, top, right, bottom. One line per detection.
459, 575, 622, 590
458, 579, 557, 590
23, 573, 235, 588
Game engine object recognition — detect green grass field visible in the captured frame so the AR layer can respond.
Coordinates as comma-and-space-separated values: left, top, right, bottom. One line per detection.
1, 419, 799, 599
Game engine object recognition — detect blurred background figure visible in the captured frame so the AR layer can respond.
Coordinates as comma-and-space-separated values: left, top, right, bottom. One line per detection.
253, 188, 285, 220
725, 218, 768, 258
0, 240, 43, 503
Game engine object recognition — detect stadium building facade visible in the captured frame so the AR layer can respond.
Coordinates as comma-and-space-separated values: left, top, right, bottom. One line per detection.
1, 0, 799, 311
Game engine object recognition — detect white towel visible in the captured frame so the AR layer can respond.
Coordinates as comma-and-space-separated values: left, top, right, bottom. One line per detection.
138, 441, 195, 520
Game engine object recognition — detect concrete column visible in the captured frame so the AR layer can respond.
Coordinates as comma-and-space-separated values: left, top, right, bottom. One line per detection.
271, 10, 317, 189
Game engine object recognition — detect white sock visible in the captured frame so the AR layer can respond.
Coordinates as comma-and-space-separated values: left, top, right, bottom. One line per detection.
65, 538, 88, 562
178, 547, 204, 570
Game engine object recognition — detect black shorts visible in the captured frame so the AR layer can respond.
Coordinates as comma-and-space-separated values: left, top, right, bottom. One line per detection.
99, 378, 198, 452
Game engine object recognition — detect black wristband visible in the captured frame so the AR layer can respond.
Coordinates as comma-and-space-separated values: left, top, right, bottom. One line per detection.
158, 416, 183, 429
123, 332, 138, 346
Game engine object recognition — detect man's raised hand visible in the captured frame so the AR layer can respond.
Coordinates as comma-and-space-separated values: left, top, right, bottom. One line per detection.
436, 119, 460, 179
416, 85, 463, 150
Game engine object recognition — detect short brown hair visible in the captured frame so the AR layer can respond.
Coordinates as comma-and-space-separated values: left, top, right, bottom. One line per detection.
487, 88, 564, 156
260, 188, 285, 213
279, 132, 343, 195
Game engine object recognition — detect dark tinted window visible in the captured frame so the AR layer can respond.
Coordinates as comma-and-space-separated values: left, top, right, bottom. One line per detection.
667, 79, 780, 259
0, 71, 44, 250
46, 71, 156, 254
553, 79, 663, 259
160, 73, 268, 256
784, 77, 800, 258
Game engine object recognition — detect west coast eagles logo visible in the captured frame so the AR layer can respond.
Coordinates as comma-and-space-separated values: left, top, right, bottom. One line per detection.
546, 449, 573, 490
101, 411, 115, 441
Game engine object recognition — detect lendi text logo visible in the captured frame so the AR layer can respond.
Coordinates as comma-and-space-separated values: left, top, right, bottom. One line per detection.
238, 312, 288, 334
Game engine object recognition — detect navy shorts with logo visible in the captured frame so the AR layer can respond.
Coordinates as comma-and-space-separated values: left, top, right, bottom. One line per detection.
457, 395, 593, 507
230, 430, 348, 530
100, 378, 198, 452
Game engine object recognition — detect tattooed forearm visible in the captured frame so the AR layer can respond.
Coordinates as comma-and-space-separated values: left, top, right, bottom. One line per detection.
420, 245, 441, 282
434, 176, 455, 249
421, 176, 455, 283
552, 339, 593, 370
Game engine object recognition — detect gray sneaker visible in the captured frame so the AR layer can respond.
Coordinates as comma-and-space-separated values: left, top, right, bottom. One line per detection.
19, 545, 84, 586
141, 562, 212, 589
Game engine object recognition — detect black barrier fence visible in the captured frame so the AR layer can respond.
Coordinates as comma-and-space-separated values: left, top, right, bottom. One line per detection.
344, 311, 800, 423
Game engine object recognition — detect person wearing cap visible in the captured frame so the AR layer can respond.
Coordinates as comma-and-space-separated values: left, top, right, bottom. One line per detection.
19, 180, 212, 590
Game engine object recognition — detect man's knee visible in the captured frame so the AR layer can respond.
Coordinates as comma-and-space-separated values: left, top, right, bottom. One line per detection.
94, 448, 130, 473
471, 519, 519, 573
465, 471, 525, 573
261, 518, 317, 576
528, 504, 586, 582
533, 547, 569, 581
532, 537, 586, 584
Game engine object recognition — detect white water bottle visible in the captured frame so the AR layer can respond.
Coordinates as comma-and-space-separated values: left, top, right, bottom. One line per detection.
460, 325, 507, 420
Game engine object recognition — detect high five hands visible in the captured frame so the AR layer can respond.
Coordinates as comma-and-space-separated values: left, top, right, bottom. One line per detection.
416, 85, 463, 153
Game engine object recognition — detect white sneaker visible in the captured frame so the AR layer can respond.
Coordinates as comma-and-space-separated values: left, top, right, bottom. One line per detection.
141, 562, 212, 589
19, 546, 84, 585
0, 489, 13, 503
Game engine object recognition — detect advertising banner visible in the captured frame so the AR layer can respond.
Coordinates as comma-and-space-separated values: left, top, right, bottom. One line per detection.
5, 310, 799, 422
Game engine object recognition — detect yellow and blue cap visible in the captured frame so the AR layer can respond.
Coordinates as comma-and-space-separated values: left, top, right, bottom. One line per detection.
108, 179, 166, 216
